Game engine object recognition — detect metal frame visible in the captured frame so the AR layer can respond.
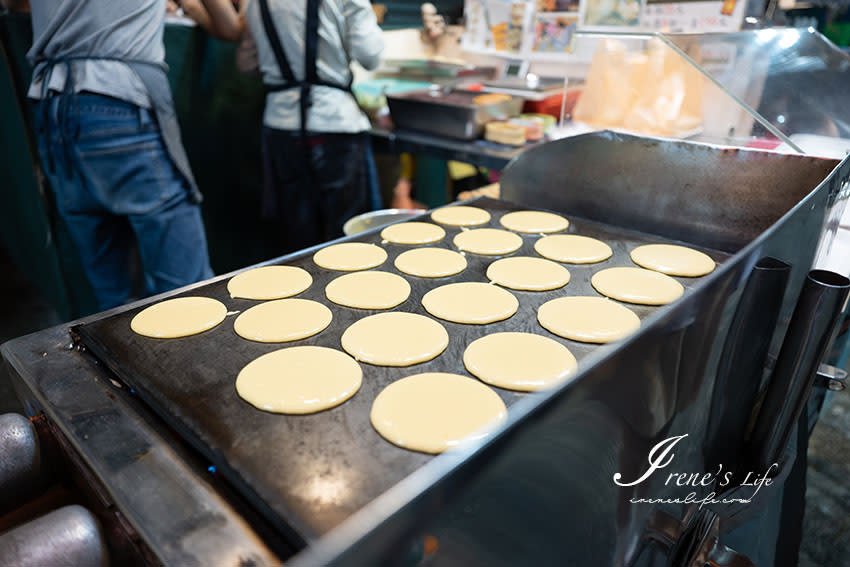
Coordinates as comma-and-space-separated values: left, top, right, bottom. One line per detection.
2, 323, 282, 567
3, 132, 848, 566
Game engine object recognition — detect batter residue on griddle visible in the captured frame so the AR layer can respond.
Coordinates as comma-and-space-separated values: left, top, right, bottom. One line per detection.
422, 282, 518, 324
499, 210, 569, 234
233, 298, 332, 342
538, 296, 640, 343
486, 256, 570, 291
453, 228, 523, 256
227, 265, 312, 300
464, 332, 577, 391
394, 247, 468, 278
381, 222, 445, 245
591, 266, 684, 305
370, 372, 507, 453
325, 271, 411, 309
430, 205, 491, 227
630, 244, 715, 277
313, 242, 387, 271
131, 297, 227, 339
534, 234, 612, 264
341, 312, 449, 366
236, 346, 362, 414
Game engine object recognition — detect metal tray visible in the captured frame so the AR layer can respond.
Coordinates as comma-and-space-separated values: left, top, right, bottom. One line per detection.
387, 89, 523, 140
73, 197, 728, 548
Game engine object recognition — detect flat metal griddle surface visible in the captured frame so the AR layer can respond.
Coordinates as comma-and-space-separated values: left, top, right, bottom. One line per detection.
74, 197, 728, 545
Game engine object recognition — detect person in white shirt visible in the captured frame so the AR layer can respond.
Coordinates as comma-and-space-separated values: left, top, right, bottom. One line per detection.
190, 0, 384, 253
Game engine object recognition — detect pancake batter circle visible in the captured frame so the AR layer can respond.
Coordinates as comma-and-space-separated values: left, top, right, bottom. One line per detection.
630, 244, 716, 277
453, 228, 523, 256
233, 298, 332, 342
464, 332, 577, 391
227, 265, 312, 300
381, 222, 446, 245
236, 346, 362, 414
313, 242, 387, 271
394, 247, 468, 278
340, 312, 449, 366
592, 267, 684, 305
325, 271, 411, 309
430, 205, 491, 227
370, 372, 507, 453
131, 297, 227, 339
499, 210, 569, 234
422, 282, 518, 324
486, 256, 570, 291
537, 296, 640, 343
534, 234, 613, 264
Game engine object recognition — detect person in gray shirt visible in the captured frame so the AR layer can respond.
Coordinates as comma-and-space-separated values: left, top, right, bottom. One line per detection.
27, 0, 213, 311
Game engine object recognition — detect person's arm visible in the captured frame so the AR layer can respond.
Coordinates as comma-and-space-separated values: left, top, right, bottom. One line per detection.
180, 0, 215, 33
235, 24, 260, 76
343, 0, 384, 71
195, 0, 245, 42
0, 0, 30, 12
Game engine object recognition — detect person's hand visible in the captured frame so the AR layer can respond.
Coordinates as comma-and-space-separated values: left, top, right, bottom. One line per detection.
166, 0, 181, 14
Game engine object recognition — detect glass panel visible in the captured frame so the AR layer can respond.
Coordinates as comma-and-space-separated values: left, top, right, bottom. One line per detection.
547, 30, 798, 150
664, 29, 850, 158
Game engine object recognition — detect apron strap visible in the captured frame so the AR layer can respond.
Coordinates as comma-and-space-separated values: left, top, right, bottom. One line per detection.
129, 61, 202, 203
258, 0, 330, 182
258, 0, 297, 86
299, 0, 322, 140
304, 0, 321, 86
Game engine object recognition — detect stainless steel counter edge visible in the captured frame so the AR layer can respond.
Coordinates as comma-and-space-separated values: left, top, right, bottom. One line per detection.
1, 326, 281, 567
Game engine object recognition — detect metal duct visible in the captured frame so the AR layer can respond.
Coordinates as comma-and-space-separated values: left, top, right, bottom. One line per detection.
748, 269, 850, 473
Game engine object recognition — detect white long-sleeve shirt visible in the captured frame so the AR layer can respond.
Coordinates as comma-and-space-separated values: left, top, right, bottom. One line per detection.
244, 0, 384, 133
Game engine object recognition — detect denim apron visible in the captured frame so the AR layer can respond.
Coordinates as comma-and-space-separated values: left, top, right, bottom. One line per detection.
34, 57, 203, 204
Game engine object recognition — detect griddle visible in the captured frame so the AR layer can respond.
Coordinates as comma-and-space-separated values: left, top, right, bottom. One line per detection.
73, 196, 728, 547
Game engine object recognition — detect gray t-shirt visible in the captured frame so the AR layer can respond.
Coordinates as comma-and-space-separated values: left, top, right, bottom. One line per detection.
27, 0, 166, 108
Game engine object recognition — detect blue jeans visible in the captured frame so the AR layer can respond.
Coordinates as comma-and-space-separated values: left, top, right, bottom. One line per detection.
34, 93, 213, 311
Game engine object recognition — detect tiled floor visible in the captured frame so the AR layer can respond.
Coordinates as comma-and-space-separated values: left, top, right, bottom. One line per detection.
0, 245, 847, 565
